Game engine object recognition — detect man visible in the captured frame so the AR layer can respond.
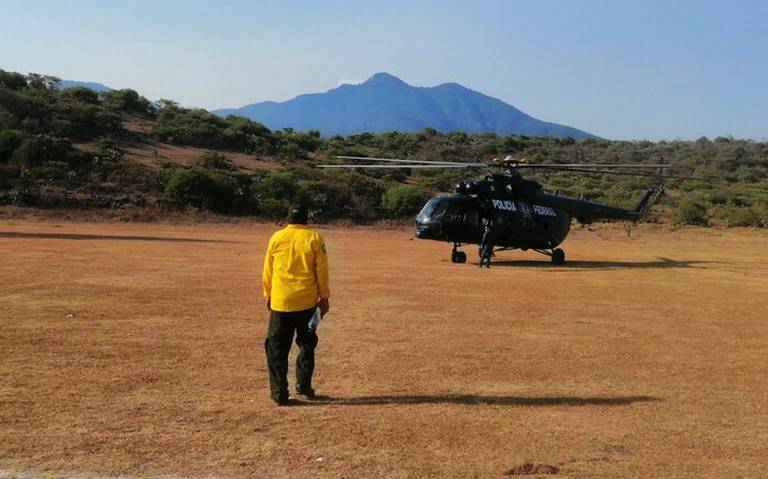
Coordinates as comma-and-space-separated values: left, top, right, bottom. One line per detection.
262, 205, 330, 405
479, 216, 496, 268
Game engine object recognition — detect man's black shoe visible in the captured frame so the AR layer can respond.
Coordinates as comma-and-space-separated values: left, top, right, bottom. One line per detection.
296, 388, 316, 399
274, 398, 301, 406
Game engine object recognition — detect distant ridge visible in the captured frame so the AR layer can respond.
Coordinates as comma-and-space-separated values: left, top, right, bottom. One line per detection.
59, 80, 112, 93
214, 72, 594, 138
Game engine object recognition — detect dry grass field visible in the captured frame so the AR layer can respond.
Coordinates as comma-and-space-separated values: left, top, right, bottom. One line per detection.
1, 219, 767, 478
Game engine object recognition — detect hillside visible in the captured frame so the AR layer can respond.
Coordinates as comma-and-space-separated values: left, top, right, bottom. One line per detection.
214, 73, 595, 138
1, 68, 767, 226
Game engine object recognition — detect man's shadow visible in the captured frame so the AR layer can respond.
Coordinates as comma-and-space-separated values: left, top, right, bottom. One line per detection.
300, 394, 660, 407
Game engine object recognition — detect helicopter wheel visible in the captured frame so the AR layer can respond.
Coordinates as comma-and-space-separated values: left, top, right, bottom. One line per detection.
551, 248, 565, 265
451, 250, 467, 263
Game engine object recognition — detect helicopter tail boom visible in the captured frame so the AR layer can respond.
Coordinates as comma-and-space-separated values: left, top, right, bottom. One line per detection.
534, 185, 663, 224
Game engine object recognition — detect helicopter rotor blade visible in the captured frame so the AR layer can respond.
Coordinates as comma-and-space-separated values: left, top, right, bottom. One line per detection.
513, 163, 673, 169
332, 156, 677, 170
535, 166, 710, 181
334, 156, 478, 166
319, 155, 705, 179
318, 164, 473, 169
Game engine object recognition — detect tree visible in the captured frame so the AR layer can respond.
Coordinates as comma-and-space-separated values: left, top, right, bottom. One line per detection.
104, 89, 151, 114
164, 169, 214, 209
11, 134, 72, 167
62, 86, 100, 104
25, 73, 61, 91
0, 70, 27, 90
250, 171, 301, 204
0, 130, 23, 163
382, 184, 426, 217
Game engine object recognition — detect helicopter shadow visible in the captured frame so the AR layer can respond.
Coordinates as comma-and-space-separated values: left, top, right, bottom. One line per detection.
297, 394, 660, 407
486, 257, 714, 270
0, 231, 236, 243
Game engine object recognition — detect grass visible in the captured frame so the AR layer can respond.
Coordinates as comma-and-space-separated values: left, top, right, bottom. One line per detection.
1, 220, 767, 478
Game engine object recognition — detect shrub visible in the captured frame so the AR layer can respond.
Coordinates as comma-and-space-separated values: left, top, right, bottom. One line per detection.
677, 198, 710, 226
722, 206, 766, 227
163, 168, 241, 213
164, 169, 214, 209
154, 107, 223, 148
222, 117, 273, 153
299, 179, 352, 219
0, 163, 21, 188
154, 106, 274, 152
30, 161, 70, 181
0, 129, 23, 163
382, 184, 426, 217
250, 171, 301, 204
206, 173, 241, 213
260, 198, 291, 219
103, 89, 152, 115
198, 151, 234, 170
11, 134, 72, 167
0, 69, 27, 90
90, 141, 125, 181
62, 86, 100, 104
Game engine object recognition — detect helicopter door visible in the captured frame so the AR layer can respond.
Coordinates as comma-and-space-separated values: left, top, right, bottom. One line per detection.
444, 201, 481, 242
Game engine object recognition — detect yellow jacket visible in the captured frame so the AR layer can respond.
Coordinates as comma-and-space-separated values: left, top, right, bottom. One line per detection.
262, 224, 330, 312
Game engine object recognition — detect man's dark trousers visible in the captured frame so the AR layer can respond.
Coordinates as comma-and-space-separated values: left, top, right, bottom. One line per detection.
264, 307, 318, 402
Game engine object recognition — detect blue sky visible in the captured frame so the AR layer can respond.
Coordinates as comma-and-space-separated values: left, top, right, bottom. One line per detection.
1, 0, 766, 140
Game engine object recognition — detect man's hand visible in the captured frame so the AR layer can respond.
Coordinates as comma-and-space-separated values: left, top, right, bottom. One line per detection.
318, 298, 330, 318
265, 297, 271, 311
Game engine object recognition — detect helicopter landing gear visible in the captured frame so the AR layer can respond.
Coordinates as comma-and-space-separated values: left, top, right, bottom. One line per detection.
452, 251, 467, 263
451, 244, 467, 263
534, 247, 566, 265
551, 248, 565, 265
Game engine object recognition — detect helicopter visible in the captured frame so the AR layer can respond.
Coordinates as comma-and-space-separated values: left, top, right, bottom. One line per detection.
319, 155, 704, 267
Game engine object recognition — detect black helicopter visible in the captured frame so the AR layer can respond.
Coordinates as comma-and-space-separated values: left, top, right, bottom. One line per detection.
320, 155, 701, 267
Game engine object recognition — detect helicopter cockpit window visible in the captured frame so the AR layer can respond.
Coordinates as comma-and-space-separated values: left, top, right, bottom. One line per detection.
416, 198, 443, 223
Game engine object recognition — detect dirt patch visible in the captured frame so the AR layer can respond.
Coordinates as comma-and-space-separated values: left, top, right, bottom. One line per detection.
1, 221, 767, 478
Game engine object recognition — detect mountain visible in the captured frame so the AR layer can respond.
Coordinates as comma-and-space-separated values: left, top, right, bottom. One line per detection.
59, 80, 112, 93
214, 72, 594, 138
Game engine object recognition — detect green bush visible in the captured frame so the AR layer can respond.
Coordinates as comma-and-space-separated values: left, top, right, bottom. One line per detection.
0, 69, 27, 90
154, 106, 274, 152
207, 173, 241, 213
198, 151, 233, 170
164, 169, 214, 209
163, 168, 242, 213
382, 184, 426, 217
103, 89, 152, 115
299, 179, 352, 219
62, 86, 100, 104
11, 134, 72, 167
260, 198, 291, 219
250, 171, 301, 203
30, 161, 70, 181
0, 163, 20, 188
722, 206, 766, 227
0, 129, 23, 163
677, 198, 710, 226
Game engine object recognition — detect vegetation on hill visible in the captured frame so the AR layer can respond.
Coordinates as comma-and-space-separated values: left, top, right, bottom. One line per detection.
1, 69, 766, 226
